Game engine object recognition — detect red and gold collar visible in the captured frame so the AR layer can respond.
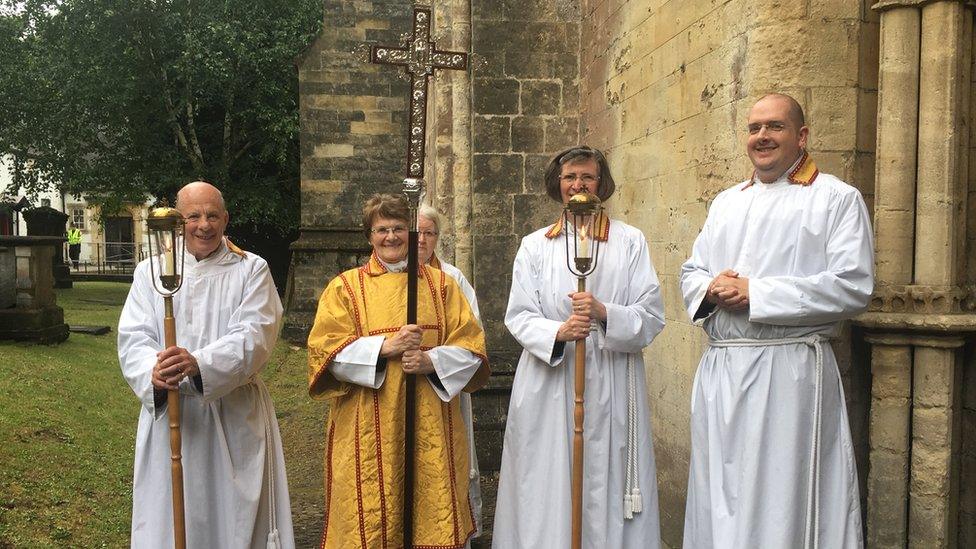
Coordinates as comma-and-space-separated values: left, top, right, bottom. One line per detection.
743, 150, 819, 190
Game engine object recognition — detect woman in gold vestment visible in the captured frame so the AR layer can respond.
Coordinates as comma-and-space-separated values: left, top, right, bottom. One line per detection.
307, 194, 489, 549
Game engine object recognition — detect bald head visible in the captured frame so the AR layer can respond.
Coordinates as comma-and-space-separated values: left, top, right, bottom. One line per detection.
176, 181, 229, 259
176, 181, 226, 213
755, 93, 805, 128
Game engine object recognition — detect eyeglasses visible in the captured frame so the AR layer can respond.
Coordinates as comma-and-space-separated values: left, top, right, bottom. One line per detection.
370, 226, 408, 236
747, 122, 788, 135
559, 174, 600, 184
418, 230, 438, 238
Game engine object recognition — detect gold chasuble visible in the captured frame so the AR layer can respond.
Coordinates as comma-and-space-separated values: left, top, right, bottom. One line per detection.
308, 254, 489, 549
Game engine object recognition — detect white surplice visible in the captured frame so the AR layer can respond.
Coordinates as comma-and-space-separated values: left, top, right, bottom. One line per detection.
493, 219, 665, 549
118, 240, 294, 549
437, 257, 485, 539
679, 168, 873, 549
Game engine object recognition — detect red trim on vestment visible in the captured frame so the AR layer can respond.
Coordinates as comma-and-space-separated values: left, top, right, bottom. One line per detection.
320, 421, 335, 548
373, 391, 388, 548
309, 336, 358, 396
355, 406, 367, 548
340, 273, 362, 337
446, 403, 460, 545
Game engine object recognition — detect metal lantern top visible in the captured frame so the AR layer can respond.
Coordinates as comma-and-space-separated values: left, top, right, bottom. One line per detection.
146, 207, 186, 295
563, 193, 603, 278
565, 192, 602, 216
146, 207, 185, 232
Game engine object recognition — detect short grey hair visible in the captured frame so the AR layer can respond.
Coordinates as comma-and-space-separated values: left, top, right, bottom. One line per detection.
418, 204, 445, 232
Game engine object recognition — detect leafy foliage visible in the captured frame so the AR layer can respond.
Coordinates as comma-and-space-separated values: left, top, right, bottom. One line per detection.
0, 0, 322, 235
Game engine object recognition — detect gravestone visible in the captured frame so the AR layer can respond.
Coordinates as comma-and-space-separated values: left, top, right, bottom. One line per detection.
23, 206, 72, 289
0, 236, 70, 343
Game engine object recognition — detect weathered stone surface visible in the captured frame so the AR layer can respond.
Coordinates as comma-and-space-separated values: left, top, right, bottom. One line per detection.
473, 154, 524, 195
474, 116, 511, 152
521, 80, 561, 115
511, 117, 545, 154
473, 78, 520, 115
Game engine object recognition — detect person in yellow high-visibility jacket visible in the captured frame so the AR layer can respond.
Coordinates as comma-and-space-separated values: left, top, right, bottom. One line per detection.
67, 223, 82, 269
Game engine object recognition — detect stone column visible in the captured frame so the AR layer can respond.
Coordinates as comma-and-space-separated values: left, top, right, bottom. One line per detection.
867, 6, 920, 544
865, 2, 976, 547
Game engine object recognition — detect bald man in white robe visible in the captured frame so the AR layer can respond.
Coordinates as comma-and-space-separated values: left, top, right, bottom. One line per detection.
680, 94, 873, 548
118, 182, 294, 548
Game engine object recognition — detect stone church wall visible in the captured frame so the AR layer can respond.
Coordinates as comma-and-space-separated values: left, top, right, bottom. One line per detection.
294, 0, 976, 546
578, 1, 880, 544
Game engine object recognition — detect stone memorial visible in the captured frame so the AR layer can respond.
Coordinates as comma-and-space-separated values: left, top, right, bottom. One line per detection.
0, 235, 70, 343
23, 205, 72, 289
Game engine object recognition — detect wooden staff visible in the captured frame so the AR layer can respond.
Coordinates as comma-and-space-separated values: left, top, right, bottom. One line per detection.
571, 276, 586, 549
164, 296, 186, 549
402, 181, 423, 547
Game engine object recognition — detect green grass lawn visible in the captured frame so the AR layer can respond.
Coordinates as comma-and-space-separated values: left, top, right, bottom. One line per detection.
0, 282, 326, 548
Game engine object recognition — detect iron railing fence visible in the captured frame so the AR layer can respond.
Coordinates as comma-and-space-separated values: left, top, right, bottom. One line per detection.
65, 241, 149, 274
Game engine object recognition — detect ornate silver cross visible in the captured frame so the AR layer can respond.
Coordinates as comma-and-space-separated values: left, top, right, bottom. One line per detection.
370, 5, 468, 179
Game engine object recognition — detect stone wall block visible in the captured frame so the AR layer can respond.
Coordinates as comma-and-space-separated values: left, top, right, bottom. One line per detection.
521, 80, 562, 115
808, 87, 859, 151
512, 117, 546, 153
866, 449, 910, 547
871, 344, 912, 398
871, 398, 912, 452
505, 51, 578, 79
562, 81, 580, 115
808, 0, 863, 20
545, 116, 580, 152
513, 193, 562, 238
910, 443, 952, 498
913, 347, 956, 408
472, 193, 514, 236
747, 20, 859, 90
474, 116, 512, 152
473, 154, 524, 194
523, 154, 552, 194
474, 78, 520, 115
913, 405, 954, 450
908, 493, 951, 548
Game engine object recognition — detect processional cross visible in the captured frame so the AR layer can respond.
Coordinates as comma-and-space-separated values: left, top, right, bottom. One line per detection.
367, 5, 469, 547
370, 5, 468, 180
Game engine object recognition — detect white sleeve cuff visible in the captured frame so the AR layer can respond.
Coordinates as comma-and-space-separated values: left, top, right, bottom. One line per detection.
332, 336, 387, 389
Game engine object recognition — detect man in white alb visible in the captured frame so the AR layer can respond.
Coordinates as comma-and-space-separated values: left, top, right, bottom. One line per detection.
118, 181, 294, 548
679, 94, 873, 548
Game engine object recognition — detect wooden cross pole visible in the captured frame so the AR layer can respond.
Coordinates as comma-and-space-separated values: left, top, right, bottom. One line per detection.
367, 6, 468, 547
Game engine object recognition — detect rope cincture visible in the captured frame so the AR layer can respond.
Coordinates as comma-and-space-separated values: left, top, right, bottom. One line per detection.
707, 334, 826, 549
258, 383, 281, 549
623, 353, 642, 520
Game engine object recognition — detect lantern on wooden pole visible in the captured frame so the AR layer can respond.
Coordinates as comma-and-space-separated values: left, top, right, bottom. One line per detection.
146, 207, 187, 549
563, 192, 603, 549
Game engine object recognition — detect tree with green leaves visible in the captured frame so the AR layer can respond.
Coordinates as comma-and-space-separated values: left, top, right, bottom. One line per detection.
0, 0, 322, 267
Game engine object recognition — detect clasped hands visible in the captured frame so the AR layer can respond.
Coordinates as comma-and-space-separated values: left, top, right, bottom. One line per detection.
556, 291, 606, 342
152, 346, 200, 390
380, 324, 434, 375
705, 269, 749, 311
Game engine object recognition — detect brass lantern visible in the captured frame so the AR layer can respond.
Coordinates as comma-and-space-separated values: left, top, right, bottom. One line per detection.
145, 205, 188, 548
146, 207, 186, 295
563, 192, 603, 277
